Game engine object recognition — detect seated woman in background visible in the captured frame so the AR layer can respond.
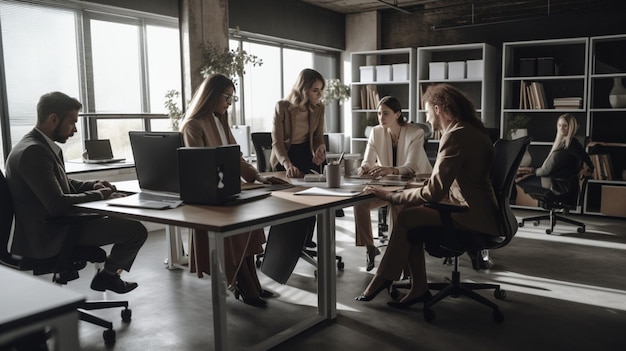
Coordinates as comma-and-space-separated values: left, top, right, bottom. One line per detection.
355, 84, 500, 309
354, 96, 432, 271
516, 113, 594, 197
180, 73, 277, 307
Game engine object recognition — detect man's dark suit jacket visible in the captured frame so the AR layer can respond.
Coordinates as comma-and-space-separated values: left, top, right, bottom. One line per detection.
6, 128, 103, 259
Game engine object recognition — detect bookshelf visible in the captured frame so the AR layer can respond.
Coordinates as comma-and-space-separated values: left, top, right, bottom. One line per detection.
501, 38, 589, 212
349, 48, 416, 155
417, 43, 496, 160
585, 34, 626, 218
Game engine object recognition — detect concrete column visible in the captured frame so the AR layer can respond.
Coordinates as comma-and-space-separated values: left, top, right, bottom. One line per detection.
179, 0, 229, 105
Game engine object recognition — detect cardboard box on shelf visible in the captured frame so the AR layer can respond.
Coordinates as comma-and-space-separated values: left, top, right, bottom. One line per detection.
448, 61, 466, 79
466, 59, 484, 79
376, 65, 392, 82
429, 62, 447, 80
359, 66, 375, 83
600, 185, 626, 217
392, 63, 409, 81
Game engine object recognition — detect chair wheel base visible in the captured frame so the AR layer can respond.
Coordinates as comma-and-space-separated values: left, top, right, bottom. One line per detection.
103, 329, 116, 344
121, 308, 132, 322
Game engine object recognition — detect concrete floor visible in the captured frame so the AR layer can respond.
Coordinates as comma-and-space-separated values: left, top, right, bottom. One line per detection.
68, 207, 626, 350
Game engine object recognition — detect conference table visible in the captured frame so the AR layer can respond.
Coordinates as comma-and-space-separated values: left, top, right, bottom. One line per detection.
74, 178, 375, 350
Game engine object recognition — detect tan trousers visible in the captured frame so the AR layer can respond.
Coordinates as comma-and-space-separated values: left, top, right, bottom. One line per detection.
353, 198, 402, 247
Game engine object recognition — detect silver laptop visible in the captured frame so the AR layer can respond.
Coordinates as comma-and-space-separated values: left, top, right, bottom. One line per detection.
107, 132, 184, 210
83, 139, 125, 164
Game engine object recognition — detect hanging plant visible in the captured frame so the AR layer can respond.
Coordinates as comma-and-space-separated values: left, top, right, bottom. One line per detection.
199, 43, 263, 78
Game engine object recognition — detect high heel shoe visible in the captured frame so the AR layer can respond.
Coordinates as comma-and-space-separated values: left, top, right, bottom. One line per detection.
366, 247, 381, 272
260, 289, 274, 298
387, 290, 432, 309
233, 284, 267, 307
355, 279, 392, 301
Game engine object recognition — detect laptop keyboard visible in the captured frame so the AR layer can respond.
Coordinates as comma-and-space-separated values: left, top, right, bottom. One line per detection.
138, 192, 180, 202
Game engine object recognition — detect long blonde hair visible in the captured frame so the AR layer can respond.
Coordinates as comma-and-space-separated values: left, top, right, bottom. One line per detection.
550, 113, 579, 153
286, 68, 325, 110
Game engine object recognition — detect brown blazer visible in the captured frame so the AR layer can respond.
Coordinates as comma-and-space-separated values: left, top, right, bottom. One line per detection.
179, 115, 266, 281
270, 100, 325, 169
388, 121, 501, 236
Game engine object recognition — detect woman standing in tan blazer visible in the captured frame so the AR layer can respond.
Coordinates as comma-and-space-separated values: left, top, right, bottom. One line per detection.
356, 84, 500, 308
354, 96, 432, 271
180, 74, 276, 307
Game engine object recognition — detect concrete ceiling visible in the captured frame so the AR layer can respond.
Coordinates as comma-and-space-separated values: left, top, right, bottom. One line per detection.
301, 0, 625, 25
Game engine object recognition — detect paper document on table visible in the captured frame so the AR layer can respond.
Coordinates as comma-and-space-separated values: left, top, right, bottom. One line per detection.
294, 187, 361, 197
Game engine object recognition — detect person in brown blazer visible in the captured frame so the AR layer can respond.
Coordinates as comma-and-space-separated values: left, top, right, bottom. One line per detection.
6, 92, 147, 294
180, 74, 279, 307
270, 68, 327, 178
355, 84, 500, 308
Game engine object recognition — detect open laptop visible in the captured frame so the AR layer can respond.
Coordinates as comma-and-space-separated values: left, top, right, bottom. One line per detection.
83, 139, 125, 164
107, 131, 184, 210
177, 145, 270, 206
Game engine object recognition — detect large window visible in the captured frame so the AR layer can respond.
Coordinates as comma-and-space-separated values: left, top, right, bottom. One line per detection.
0, 0, 181, 163
232, 37, 339, 134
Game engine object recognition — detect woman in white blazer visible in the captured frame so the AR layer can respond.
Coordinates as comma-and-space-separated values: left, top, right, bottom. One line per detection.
354, 96, 432, 271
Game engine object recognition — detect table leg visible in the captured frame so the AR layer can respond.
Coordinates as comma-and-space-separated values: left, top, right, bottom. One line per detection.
208, 231, 228, 350
316, 207, 337, 319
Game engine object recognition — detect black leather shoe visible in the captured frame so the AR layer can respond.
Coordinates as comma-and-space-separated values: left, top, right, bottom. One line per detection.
304, 240, 317, 248
366, 247, 381, 272
90, 271, 138, 294
387, 290, 432, 309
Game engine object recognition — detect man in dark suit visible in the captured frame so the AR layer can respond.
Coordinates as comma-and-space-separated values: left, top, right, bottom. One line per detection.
5, 91, 147, 294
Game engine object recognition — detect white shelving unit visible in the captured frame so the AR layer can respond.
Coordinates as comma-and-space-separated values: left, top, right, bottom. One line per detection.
349, 48, 416, 155
417, 43, 497, 128
584, 34, 626, 218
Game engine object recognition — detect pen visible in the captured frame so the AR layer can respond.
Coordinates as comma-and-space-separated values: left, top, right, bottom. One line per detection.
336, 152, 345, 165
309, 169, 320, 175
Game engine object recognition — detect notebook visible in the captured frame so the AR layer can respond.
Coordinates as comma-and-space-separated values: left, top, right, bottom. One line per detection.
107, 132, 184, 209
83, 139, 125, 164
177, 145, 271, 206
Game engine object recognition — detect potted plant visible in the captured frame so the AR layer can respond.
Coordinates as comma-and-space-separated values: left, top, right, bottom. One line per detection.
321, 78, 350, 105
164, 89, 183, 131
507, 114, 531, 139
362, 113, 379, 138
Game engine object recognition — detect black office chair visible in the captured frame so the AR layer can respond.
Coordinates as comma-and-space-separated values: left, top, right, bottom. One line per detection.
250, 132, 344, 276
518, 174, 588, 234
0, 170, 131, 344
395, 136, 531, 323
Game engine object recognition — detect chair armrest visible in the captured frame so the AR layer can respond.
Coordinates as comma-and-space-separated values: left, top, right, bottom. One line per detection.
424, 202, 469, 213
45, 213, 105, 225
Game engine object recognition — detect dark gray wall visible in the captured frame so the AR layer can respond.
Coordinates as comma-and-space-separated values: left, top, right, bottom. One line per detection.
83, 0, 178, 17
229, 0, 345, 50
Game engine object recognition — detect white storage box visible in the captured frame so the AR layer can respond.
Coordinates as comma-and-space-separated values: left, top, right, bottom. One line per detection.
392, 63, 409, 81
359, 66, 376, 83
466, 60, 484, 79
376, 65, 392, 82
429, 62, 448, 80
448, 61, 466, 79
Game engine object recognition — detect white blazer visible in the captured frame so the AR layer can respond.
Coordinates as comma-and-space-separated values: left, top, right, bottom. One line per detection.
361, 123, 432, 175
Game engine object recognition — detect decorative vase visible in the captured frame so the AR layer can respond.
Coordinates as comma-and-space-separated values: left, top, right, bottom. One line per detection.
609, 77, 626, 108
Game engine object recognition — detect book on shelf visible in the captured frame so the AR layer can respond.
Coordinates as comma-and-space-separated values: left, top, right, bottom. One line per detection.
553, 97, 582, 109
519, 81, 547, 109
589, 153, 614, 180
358, 85, 380, 110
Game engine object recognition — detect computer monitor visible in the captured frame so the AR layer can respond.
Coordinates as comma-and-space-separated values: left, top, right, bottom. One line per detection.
128, 131, 184, 194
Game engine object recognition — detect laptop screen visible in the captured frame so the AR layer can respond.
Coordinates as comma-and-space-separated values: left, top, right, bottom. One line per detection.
85, 139, 114, 160
129, 131, 184, 194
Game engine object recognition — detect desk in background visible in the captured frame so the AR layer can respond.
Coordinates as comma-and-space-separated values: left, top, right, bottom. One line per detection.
74, 185, 371, 350
0, 265, 84, 350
